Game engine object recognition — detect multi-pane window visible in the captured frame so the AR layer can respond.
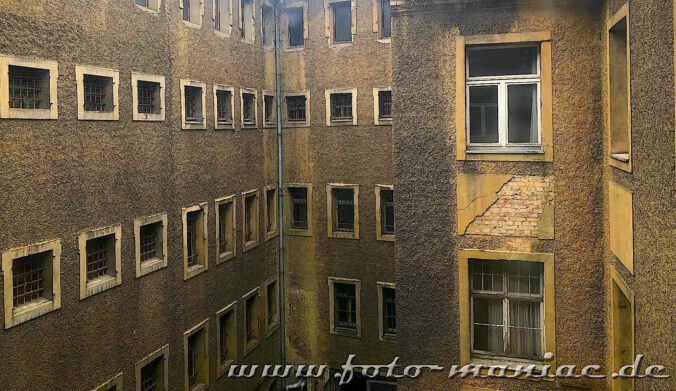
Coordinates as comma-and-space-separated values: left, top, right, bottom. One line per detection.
286, 95, 306, 123
333, 188, 355, 233
12, 252, 49, 307
264, 95, 275, 125
380, 0, 391, 39
330, 93, 353, 121
8, 65, 50, 110
378, 90, 392, 120
289, 187, 308, 230
86, 235, 114, 281
266, 280, 278, 327
334, 283, 357, 330
140, 357, 162, 391
466, 44, 541, 149
245, 293, 260, 345
380, 188, 394, 235
287, 7, 304, 47
332, 2, 352, 43
216, 89, 233, 125
83, 74, 113, 113
184, 85, 203, 123
242, 92, 256, 126
470, 259, 544, 360
137, 80, 161, 114
382, 287, 396, 337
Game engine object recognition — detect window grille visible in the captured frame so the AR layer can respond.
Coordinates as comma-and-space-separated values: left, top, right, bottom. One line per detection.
383, 287, 396, 335
335, 283, 356, 329
83, 74, 111, 112
139, 223, 158, 262
289, 187, 308, 229
12, 253, 46, 307
333, 188, 354, 232
242, 93, 255, 124
381, 189, 394, 234
186, 212, 199, 267
140, 357, 160, 391
216, 90, 232, 124
184, 86, 202, 123
137, 81, 159, 114
286, 96, 306, 122
378, 90, 392, 119
331, 93, 352, 121
86, 236, 110, 280
8, 65, 48, 109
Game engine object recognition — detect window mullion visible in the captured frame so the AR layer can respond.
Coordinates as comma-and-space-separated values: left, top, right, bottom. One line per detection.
503, 297, 509, 355
499, 82, 508, 146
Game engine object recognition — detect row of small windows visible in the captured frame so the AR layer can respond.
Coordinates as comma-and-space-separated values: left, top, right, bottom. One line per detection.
0, 55, 392, 128
133, 0, 392, 46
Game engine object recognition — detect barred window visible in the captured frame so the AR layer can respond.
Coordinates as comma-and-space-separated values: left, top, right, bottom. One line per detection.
382, 287, 396, 336
289, 187, 308, 230
140, 356, 162, 391
286, 95, 306, 123
242, 92, 256, 125
137, 80, 161, 114
378, 90, 392, 120
186, 211, 199, 267
12, 252, 49, 307
184, 85, 203, 123
83, 74, 113, 112
333, 188, 354, 232
380, 188, 394, 235
330, 93, 352, 121
216, 89, 233, 125
139, 222, 162, 263
86, 235, 114, 281
335, 283, 356, 330
8, 65, 50, 110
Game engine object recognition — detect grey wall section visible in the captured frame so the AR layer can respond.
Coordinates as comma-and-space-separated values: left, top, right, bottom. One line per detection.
0, 0, 279, 390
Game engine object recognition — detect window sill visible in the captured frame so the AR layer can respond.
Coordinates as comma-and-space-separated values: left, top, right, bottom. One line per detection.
461, 145, 552, 162
189, 383, 207, 391
377, 38, 391, 44
133, 112, 165, 122
377, 234, 394, 242
469, 356, 553, 380
84, 274, 120, 299
218, 359, 235, 378
284, 121, 309, 128
466, 147, 544, 155
330, 231, 358, 240
241, 123, 258, 129
216, 251, 235, 265
331, 42, 353, 48
265, 230, 279, 241
214, 30, 231, 39
287, 228, 312, 237
380, 333, 396, 343
285, 46, 305, 52
138, 257, 167, 277
78, 111, 119, 121
328, 120, 357, 127
185, 263, 207, 280
265, 321, 280, 337
2, 107, 58, 120
243, 239, 259, 252
610, 153, 630, 162
263, 122, 276, 129
181, 20, 203, 29
183, 121, 206, 130
244, 339, 261, 357
375, 118, 392, 126
331, 327, 361, 339
8, 298, 57, 328
134, 4, 160, 14
215, 121, 234, 130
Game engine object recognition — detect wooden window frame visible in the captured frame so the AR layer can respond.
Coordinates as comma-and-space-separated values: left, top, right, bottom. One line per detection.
326, 183, 359, 239
328, 277, 361, 338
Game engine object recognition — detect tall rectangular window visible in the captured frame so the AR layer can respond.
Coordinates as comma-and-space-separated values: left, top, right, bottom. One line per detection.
265, 187, 278, 238
264, 94, 275, 126
611, 273, 634, 391
241, 90, 257, 127
134, 214, 168, 278
244, 290, 261, 354
216, 90, 232, 124
262, 4, 274, 47
243, 190, 260, 251
266, 280, 279, 330
216, 196, 236, 262
288, 7, 304, 47
289, 187, 308, 230
466, 44, 540, 150
182, 204, 208, 280
378, 90, 392, 120
183, 0, 191, 20
184, 86, 203, 123
214, 0, 229, 32
332, 2, 352, 43
86, 235, 115, 282
608, 5, 631, 169
382, 287, 396, 337
380, 188, 394, 235
241, 0, 254, 42
380, 0, 391, 38
83, 74, 114, 113
135, 346, 168, 391
184, 321, 209, 391
335, 283, 357, 330
333, 188, 354, 232
217, 305, 236, 374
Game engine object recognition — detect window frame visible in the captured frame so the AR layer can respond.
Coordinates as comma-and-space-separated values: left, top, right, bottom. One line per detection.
375, 184, 394, 241
240, 88, 258, 128
78, 224, 122, 300
325, 88, 358, 126
242, 189, 260, 252
263, 185, 279, 240
216, 301, 238, 377
92, 373, 123, 391
283, 91, 310, 127
372, 0, 391, 43
328, 277, 361, 338
213, 84, 235, 130
183, 319, 210, 391
76, 65, 119, 121
215, 194, 237, 264
377, 282, 396, 341
133, 213, 168, 278
458, 249, 555, 371
324, 0, 356, 46
372, 87, 392, 126
135, 344, 169, 391
239, 0, 256, 43
213, 0, 233, 37
262, 91, 276, 128
261, 1, 275, 49
0, 55, 59, 120
326, 183, 359, 239
135, 0, 162, 13
182, 203, 209, 280
264, 277, 280, 336
610, 267, 635, 391
285, 183, 313, 236
179, 0, 205, 27
2, 239, 62, 329
131, 73, 166, 122
180, 79, 207, 130
242, 287, 262, 356
455, 32, 552, 162
284, 3, 308, 50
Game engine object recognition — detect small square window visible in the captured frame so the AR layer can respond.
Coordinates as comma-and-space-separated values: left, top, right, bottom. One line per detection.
213, 0, 232, 36
184, 320, 209, 391
243, 288, 261, 355
331, 1, 352, 44
214, 85, 234, 129
329, 277, 361, 338
181, 0, 204, 26
286, 184, 312, 235
243, 189, 260, 251
2, 239, 61, 329
373, 88, 392, 125
262, 3, 274, 48
134, 213, 168, 278
181, 80, 206, 130
135, 345, 169, 391
284, 93, 309, 127
264, 186, 278, 240
287, 7, 305, 48
217, 302, 237, 376
376, 185, 394, 241
327, 184, 359, 239
240, 0, 255, 43
76, 65, 119, 121
263, 93, 275, 127
241, 89, 258, 128
135, 0, 161, 12
1, 56, 58, 120
265, 279, 279, 334
92, 373, 123, 391
215, 194, 237, 263
326, 89, 357, 126
78, 225, 122, 300
132, 73, 165, 121
378, 283, 396, 340
182, 203, 208, 280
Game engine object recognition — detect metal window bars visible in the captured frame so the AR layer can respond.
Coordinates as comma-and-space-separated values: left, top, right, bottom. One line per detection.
140, 358, 160, 391
137, 81, 158, 114
83, 75, 110, 112
216, 90, 232, 124
9, 65, 46, 109
86, 237, 110, 280
12, 254, 46, 307
139, 224, 158, 262
287, 96, 306, 122
331, 93, 352, 121
378, 90, 392, 119
184, 86, 201, 123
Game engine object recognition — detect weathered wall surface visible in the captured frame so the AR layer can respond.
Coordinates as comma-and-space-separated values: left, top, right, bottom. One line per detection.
0, 0, 279, 389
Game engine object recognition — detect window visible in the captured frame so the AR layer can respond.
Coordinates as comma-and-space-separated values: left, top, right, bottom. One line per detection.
325, 88, 357, 126
263, 93, 275, 127
367, 380, 397, 391
265, 279, 279, 334
135, 345, 169, 391
78, 225, 122, 300
608, 4, 632, 172
330, 1, 352, 44
213, 0, 232, 36
213, 85, 234, 129
92, 373, 123, 391
284, 92, 309, 127
287, 6, 305, 48
242, 189, 260, 251
76, 65, 119, 121
328, 278, 361, 337
456, 32, 552, 162
376, 185, 394, 241
2, 239, 61, 329
264, 186, 279, 239
0, 55, 58, 120
180, 0, 203, 26
240, 89, 258, 128
215, 195, 236, 263
216, 302, 237, 376
134, 213, 168, 278
240, 0, 255, 43
180, 80, 206, 130
182, 203, 208, 280
610, 268, 634, 391
243, 288, 261, 355
458, 250, 555, 367
373, 87, 392, 125
373, 0, 391, 40
286, 184, 312, 235
327, 184, 359, 239
183, 320, 209, 391
135, 0, 161, 12
132, 73, 165, 121
262, 3, 274, 48
378, 282, 396, 340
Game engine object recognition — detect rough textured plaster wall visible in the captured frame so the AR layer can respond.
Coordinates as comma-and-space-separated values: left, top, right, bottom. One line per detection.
392, 2, 607, 390
0, 0, 278, 389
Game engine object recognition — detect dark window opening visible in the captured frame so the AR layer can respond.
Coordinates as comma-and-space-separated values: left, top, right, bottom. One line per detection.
137, 80, 161, 114
12, 252, 51, 307
184, 86, 203, 123
378, 90, 392, 120
333, 188, 354, 232
380, 189, 394, 235
330, 93, 353, 121
286, 95, 306, 122
264, 95, 275, 124
218, 202, 232, 254
267, 281, 278, 325
216, 89, 233, 125
381, 0, 391, 38
246, 295, 259, 343
83, 74, 113, 112
140, 222, 162, 263
140, 356, 162, 391
182, 0, 191, 21
219, 311, 233, 363
335, 283, 357, 330
242, 93, 256, 125
332, 2, 352, 43
288, 7, 304, 47
383, 287, 396, 336
186, 211, 200, 267
262, 5, 274, 47
289, 187, 308, 230
266, 188, 277, 233
187, 333, 199, 387
8, 65, 50, 110
244, 194, 257, 242
86, 235, 114, 281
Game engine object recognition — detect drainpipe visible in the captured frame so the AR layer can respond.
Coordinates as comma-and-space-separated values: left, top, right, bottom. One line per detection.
274, 0, 287, 389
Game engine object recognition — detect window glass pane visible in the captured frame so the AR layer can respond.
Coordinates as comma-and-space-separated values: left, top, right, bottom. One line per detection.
507, 261, 542, 295
468, 85, 498, 144
381, 0, 391, 38
333, 2, 352, 43
288, 8, 304, 47
509, 300, 542, 359
468, 45, 538, 77
472, 298, 504, 354
508, 83, 538, 144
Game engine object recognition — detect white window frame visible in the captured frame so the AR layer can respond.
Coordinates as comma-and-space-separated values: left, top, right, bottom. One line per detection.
213, 84, 235, 130
215, 194, 237, 263
180, 79, 207, 130
134, 213, 168, 278
78, 224, 122, 300
465, 44, 542, 152
132, 72, 166, 122
76, 65, 119, 121
0, 55, 59, 120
